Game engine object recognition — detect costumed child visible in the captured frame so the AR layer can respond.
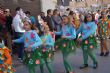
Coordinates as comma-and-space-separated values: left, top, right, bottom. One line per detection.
40, 24, 54, 73
0, 36, 15, 73
13, 20, 44, 73
77, 13, 98, 69
98, 11, 110, 56
55, 15, 76, 73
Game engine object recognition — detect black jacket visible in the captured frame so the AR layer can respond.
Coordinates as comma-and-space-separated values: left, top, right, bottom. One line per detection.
46, 16, 54, 31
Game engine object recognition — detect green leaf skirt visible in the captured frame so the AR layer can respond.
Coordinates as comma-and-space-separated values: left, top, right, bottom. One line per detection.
41, 48, 54, 63
55, 38, 77, 53
81, 35, 97, 50
23, 49, 45, 66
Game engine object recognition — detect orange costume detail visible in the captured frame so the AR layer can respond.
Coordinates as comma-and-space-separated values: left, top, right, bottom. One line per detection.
98, 18, 110, 37
0, 46, 14, 73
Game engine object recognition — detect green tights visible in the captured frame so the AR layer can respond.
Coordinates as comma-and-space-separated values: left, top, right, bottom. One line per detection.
28, 62, 53, 73
28, 65, 35, 73
62, 51, 73, 73
82, 48, 97, 65
40, 62, 53, 73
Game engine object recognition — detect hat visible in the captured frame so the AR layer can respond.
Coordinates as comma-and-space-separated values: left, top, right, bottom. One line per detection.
5, 9, 10, 12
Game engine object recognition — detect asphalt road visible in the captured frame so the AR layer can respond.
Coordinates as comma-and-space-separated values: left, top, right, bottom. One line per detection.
14, 40, 110, 73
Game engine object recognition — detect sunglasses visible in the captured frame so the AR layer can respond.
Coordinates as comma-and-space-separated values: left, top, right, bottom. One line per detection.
4, 11, 8, 13
86, 16, 91, 18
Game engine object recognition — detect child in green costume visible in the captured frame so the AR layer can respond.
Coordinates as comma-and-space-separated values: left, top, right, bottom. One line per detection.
40, 24, 54, 73
13, 20, 44, 73
77, 13, 98, 69
55, 15, 76, 73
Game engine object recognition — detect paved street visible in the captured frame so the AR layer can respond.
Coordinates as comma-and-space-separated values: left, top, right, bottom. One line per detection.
14, 40, 110, 73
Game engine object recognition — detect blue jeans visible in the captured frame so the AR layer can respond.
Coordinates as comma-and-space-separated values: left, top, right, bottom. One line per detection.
14, 32, 24, 59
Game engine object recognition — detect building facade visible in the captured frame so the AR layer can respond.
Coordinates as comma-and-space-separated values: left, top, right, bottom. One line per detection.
0, 0, 57, 16
57, 0, 72, 6
69, 0, 110, 9
41, 0, 57, 14
1, 0, 110, 16
0, 0, 41, 16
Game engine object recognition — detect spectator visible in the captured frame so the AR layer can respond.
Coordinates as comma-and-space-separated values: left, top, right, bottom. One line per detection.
12, 7, 25, 61
25, 11, 42, 33
52, 9, 62, 32
0, 5, 8, 50
52, 9, 62, 40
107, 10, 110, 19
0, 5, 6, 32
95, 10, 101, 23
4, 9, 13, 35
25, 11, 36, 25
65, 8, 71, 16
4, 9, 13, 50
40, 12, 46, 21
46, 9, 54, 31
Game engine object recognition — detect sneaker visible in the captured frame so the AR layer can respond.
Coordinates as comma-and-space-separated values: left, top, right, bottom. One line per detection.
80, 64, 88, 69
18, 58, 21, 60
93, 62, 98, 69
